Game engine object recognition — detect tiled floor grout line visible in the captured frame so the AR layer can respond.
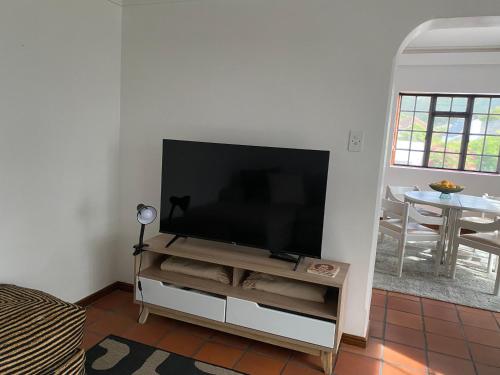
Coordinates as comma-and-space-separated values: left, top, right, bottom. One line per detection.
455, 305, 480, 375
420, 298, 431, 375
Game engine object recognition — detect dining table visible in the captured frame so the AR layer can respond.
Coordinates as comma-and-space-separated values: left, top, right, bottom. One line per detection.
404, 191, 500, 277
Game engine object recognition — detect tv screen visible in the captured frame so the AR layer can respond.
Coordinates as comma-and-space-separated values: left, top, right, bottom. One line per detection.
160, 140, 330, 258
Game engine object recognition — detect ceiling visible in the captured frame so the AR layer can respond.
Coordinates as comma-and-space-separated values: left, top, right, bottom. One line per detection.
405, 26, 500, 53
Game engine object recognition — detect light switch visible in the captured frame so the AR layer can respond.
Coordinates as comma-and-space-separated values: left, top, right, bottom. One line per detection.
348, 130, 363, 152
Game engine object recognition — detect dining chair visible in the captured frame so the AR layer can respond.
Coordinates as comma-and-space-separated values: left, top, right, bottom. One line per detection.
450, 218, 500, 295
385, 185, 441, 217
379, 199, 446, 277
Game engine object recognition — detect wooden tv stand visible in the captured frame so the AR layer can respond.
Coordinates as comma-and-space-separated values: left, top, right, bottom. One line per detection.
134, 234, 349, 375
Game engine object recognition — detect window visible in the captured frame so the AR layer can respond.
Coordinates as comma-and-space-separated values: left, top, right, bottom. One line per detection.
392, 94, 500, 174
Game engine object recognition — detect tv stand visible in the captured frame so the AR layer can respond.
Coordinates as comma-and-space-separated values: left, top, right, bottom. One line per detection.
134, 234, 349, 375
164, 234, 186, 248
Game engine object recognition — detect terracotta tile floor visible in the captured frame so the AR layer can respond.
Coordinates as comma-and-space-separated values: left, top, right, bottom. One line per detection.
82, 289, 500, 375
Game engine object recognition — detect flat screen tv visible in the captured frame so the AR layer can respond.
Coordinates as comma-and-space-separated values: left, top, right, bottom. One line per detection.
160, 139, 330, 259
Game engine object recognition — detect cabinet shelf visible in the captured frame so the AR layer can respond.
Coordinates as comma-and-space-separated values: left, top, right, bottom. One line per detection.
139, 264, 338, 320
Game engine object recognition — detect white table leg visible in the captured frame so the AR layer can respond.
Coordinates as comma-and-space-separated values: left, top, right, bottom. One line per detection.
446, 208, 461, 278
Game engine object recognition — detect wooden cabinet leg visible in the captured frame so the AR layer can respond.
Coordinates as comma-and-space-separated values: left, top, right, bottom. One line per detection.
320, 351, 333, 375
138, 306, 149, 324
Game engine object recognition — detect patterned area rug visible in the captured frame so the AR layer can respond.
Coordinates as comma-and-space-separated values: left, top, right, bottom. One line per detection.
374, 236, 500, 312
85, 336, 246, 374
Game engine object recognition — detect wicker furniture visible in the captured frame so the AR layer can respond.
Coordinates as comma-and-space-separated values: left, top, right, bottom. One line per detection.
0, 284, 86, 374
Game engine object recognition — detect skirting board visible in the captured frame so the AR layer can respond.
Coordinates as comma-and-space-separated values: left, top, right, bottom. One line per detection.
77, 281, 367, 348
76, 281, 133, 307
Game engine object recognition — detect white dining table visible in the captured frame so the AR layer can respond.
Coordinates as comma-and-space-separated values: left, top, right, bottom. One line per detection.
404, 191, 500, 277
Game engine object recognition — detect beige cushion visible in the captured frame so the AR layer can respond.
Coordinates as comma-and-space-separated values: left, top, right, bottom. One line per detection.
160, 256, 231, 284
380, 219, 439, 235
462, 231, 500, 248
242, 272, 327, 303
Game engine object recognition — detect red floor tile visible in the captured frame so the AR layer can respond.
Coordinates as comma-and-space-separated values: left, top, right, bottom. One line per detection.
463, 325, 500, 348
421, 298, 456, 311
370, 305, 385, 322
386, 309, 423, 330
334, 351, 381, 375
85, 306, 109, 327
476, 363, 500, 375
175, 321, 216, 339
469, 342, 500, 367
424, 317, 464, 339
426, 333, 470, 359
459, 311, 499, 331
91, 290, 133, 311
427, 351, 475, 375
249, 341, 292, 361
81, 330, 106, 350
156, 330, 206, 357
387, 296, 422, 315
372, 293, 387, 307
81, 288, 500, 375
86, 312, 136, 337
388, 292, 420, 302
383, 341, 427, 375
233, 350, 286, 375
423, 303, 459, 323
369, 320, 384, 339
121, 317, 174, 347
209, 332, 252, 350
194, 342, 244, 369
289, 351, 323, 371
341, 338, 383, 360
385, 324, 425, 349
282, 362, 324, 375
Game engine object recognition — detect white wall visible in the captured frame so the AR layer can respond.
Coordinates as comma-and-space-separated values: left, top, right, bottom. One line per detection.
119, 1, 500, 338
0, 0, 122, 302
385, 62, 500, 197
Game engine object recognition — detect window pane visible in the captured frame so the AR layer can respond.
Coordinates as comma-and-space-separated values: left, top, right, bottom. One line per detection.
465, 155, 481, 171
467, 135, 485, 154
484, 136, 500, 156
428, 152, 444, 168
487, 115, 500, 135
473, 98, 490, 114
400, 96, 416, 111
396, 131, 411, 149
481, 156, 499, 172
470, 115, 488, 134
436, 97, 452, 111
490, 98, 500, 114
415, 96, 431, 112
448, 118, 464, 133
398, 112, 414, 130
410, 132, 426, 151
433, 117, 449, 132
446, 134, 463, 153
395, 150, 409, 164
431, 133, 446, 152
451, 97, 468, 112
443, 153, 460, 169
409, 151, 424, 166
413, 113, 429, 131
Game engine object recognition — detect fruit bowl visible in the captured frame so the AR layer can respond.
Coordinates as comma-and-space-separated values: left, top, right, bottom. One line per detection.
429, 182, 464, 198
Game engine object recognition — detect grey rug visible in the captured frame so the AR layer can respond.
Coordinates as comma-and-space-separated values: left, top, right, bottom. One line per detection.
374, 236, 500, 312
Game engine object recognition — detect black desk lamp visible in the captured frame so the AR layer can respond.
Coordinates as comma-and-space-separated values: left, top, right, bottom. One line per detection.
133, 204, 157, 256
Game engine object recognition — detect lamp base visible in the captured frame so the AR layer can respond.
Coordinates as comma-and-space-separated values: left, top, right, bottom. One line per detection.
133, 243, 149, 256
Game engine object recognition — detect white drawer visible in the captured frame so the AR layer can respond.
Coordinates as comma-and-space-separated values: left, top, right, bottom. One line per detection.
137, 277, 226, 322
226, 297, 335, 348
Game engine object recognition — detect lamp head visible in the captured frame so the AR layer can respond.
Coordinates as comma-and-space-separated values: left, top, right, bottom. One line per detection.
137, 204, 157, 225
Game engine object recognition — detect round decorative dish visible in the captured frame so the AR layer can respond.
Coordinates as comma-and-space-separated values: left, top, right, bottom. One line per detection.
429, 183, 464, 198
